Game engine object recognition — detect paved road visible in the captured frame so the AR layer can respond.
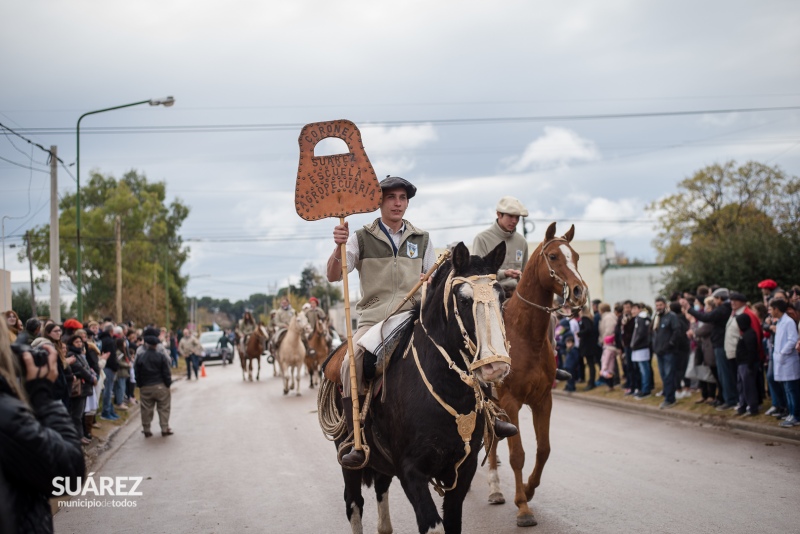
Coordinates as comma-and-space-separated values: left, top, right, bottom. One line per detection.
55, 357, 800, 533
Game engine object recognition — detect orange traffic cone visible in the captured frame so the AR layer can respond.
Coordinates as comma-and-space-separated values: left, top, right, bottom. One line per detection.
200, 363, 207, 378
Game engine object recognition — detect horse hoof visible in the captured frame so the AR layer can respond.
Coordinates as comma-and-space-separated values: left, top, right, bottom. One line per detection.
516, 514, 537, 527
283, 389, 288, 395
488, 492, 505, 505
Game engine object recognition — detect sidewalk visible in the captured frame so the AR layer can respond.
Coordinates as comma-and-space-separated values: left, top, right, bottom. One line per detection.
552, 383, 800, 443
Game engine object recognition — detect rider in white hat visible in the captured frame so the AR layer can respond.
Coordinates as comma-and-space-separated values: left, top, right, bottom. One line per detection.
473, 196, 530, 297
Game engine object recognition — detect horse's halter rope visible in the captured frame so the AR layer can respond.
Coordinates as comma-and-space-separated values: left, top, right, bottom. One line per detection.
515, 237, 585, 317
409, 269, 510, 496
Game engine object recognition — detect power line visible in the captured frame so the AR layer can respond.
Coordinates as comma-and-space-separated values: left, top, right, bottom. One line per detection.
11, 105, 800, 136
0, 154, 50, 174
0, 121, 70, 166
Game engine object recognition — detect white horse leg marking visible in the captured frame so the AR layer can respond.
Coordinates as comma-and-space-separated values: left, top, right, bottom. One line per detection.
349, 503, 363, 534
377, 491, 392, 534
487, 468, 505, 503
425, 523, 444, 534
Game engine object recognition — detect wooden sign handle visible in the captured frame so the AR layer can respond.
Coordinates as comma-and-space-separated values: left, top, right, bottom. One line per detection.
339, 217, 362, 451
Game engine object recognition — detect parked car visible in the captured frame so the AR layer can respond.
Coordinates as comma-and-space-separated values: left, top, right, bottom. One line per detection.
199, 331, 234, 364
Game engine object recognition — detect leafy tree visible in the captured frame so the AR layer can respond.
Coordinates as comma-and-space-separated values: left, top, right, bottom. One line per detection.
25, 170, 190, 327
11, 288, 70, 324
648, 160, 800, 299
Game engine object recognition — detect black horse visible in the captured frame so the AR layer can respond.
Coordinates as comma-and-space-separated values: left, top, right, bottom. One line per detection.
332, 241, 510, 534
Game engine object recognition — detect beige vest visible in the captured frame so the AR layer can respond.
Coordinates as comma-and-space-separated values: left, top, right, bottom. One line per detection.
355, 219, 429, 328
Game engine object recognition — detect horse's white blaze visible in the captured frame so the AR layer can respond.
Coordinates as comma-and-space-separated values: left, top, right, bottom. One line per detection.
426, 523, 444, 534
559, 244, 586, 286
488, 468, 501, 495
376, 491, 392, 534
349, 503, 363, 534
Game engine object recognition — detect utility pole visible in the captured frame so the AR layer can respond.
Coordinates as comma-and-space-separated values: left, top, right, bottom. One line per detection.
115, 216, 122, 323
49, 146, 60, 323
26, 231, 36, 317
164, 255, 169, 330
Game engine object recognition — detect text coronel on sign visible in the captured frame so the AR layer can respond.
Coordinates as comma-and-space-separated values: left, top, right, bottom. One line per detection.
295, 119, 381, 221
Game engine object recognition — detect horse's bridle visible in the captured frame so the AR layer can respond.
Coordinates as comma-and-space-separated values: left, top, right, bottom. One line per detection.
420, 270, 511, 380
515, 237, 585, 317
409, 268, 511, 496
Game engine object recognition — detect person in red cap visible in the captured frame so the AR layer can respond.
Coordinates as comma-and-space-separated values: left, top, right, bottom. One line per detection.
759, 279, 778, 306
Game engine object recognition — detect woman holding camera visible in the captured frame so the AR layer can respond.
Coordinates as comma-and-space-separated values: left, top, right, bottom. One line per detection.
0, 321, 85, 533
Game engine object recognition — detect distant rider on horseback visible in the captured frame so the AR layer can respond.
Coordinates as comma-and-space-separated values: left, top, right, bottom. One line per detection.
236, 311, 257, 358
327, 176, 518, 468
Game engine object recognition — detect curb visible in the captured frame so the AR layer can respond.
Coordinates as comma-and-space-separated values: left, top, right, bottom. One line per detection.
552, 389, 800, 444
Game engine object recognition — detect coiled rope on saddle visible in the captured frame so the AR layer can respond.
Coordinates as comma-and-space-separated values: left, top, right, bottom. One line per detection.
317, 378, 346, 441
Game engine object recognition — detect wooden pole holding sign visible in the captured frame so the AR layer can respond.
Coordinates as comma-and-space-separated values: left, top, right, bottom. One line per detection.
295, 120, 381, 455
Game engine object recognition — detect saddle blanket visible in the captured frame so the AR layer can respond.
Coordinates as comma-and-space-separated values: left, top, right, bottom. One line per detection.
356, 311, 414, 361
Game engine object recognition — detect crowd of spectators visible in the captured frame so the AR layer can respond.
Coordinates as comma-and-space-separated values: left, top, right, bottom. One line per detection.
555, 280, 800, 426
0, 311, 181, 532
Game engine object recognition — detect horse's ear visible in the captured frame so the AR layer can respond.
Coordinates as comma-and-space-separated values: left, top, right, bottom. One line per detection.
483, 241, 506, 275
563, 224, 575, 242
545, 222, 557, 241
452, 242, 470, 274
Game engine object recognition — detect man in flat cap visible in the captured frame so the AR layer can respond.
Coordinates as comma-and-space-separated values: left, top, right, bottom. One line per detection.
327, 176, 435, 467
473, 196, 530, 297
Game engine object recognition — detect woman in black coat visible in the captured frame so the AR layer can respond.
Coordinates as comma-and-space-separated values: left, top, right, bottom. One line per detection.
0, 322, 85, 534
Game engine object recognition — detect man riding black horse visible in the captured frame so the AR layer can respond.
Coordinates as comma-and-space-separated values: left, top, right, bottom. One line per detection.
326, 175, 518, 468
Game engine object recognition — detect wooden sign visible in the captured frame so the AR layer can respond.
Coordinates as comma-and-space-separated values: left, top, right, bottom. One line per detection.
295, 120, 381, 221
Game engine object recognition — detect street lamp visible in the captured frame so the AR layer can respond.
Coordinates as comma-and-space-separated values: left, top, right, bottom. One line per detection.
75, 96, 174, 320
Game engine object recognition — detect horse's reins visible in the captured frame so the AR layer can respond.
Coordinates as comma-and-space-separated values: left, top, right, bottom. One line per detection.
409, 269, 510, 496
515, 237, 584, 316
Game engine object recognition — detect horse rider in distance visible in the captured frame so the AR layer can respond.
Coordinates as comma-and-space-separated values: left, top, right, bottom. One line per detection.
236, 311, 257, 355
301, 297, 327, 356
326, 175, 518, 468
272, 298, 312, 356
473, 196, 529, 299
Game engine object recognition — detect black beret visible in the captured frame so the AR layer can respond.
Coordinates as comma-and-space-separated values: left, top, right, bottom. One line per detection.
380, 176, 416, 199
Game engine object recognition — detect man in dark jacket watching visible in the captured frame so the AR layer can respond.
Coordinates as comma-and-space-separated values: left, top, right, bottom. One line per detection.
686, 288, 737, 409
653, 296, 682, 409
134, 327, 173, 438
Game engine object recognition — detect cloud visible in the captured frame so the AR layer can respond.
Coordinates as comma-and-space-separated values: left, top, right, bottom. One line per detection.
506, 127, 601, 172
700, 112, 740, 127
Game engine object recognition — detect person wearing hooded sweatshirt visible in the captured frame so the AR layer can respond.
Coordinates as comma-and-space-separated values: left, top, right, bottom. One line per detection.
135, 327, 173, 437
735, 313, 760, 416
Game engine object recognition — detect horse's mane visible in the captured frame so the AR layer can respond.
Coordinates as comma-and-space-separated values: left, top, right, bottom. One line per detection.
417, 258, 455, 347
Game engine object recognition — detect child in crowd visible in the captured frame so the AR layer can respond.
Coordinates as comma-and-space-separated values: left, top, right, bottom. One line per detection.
563, 334, 580, 392
600, 334, 619, 390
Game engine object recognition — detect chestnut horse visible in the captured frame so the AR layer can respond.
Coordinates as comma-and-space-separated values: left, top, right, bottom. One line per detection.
487, 222, 588, 527
306, 318, 331, 389
242, 324, 269, 382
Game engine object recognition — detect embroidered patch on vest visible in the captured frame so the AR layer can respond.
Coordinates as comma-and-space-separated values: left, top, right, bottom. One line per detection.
516, 249, 523, 262
407, 242, 419, 259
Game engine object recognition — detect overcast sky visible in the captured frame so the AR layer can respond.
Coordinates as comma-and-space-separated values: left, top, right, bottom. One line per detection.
2, 0, 799, 305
